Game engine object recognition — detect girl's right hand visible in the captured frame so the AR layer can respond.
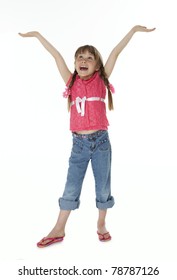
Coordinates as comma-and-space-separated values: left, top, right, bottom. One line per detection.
18, 31, 39, 37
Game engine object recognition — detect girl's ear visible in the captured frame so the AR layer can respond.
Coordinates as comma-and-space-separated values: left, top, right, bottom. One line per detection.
95, 64, 100, 71
96, 59, 103, 72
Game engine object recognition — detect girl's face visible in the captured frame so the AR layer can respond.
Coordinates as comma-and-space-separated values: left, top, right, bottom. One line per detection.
75, 50, 99, 80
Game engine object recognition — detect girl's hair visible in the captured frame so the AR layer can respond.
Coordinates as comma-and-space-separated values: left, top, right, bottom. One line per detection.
67, 45, 114, 111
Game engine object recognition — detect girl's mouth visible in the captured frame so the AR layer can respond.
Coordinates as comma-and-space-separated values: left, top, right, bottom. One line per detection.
80, 66, 88, 71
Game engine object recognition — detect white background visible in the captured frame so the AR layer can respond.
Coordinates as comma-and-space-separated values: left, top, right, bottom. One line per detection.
0, 0, 177, 279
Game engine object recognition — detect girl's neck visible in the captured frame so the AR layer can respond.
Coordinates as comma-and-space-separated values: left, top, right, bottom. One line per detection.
78, 71, 97, 81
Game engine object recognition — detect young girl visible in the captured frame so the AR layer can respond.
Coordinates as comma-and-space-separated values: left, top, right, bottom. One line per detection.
19, 25, 155, 247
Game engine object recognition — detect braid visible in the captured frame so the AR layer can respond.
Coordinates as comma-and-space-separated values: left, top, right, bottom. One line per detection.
67, 70, 77, 111
99, 65, 114, 110
68, 70, 77, 90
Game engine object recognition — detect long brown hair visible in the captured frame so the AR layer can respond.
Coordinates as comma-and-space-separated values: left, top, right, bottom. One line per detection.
68, 45, 114, 110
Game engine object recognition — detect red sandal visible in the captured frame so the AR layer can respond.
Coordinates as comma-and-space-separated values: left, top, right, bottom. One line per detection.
97, 231, 111, 242
37, 236, 64, 248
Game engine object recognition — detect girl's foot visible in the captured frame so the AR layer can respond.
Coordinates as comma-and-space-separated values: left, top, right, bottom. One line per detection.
97, 231, 111, 241
37, 210, 70, 247
97, 224, 111, 241
37, 228, 65, 247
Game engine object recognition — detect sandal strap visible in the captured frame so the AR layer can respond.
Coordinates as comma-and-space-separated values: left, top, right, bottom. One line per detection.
97, 231, 111, 240
38, 236, 64, 246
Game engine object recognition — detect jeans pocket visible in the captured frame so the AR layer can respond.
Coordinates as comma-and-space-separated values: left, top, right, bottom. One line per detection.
98, 137, 111, 151
72, 138, 83, 154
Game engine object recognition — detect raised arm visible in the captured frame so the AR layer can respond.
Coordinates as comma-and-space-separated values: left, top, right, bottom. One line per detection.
19, 31, 71, 84
104, 25, 156, 78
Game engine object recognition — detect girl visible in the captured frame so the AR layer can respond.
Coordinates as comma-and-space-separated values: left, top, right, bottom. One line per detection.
19, 25, 155, 247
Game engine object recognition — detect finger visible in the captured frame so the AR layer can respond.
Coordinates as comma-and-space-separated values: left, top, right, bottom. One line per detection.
18, 33, 25, 36
146, 27, 156, 32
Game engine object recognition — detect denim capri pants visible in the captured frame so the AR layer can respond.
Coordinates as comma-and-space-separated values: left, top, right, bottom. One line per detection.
59, 130, 115, 210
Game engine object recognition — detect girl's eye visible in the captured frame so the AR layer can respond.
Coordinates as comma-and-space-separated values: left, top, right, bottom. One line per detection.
77, 55, 94, 61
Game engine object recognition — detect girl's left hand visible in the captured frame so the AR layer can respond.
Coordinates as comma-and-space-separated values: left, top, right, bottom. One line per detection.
133, 25, 156, 33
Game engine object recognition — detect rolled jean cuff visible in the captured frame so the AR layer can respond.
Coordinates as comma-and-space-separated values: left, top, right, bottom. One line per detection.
59, 198, 80, 210
96, 196, 115, 209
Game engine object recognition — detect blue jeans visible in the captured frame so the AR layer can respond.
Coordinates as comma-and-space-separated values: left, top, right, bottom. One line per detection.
59, 130, 115, 210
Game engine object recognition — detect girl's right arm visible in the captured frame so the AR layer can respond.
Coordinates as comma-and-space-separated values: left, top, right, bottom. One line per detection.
19, 31, 71, 84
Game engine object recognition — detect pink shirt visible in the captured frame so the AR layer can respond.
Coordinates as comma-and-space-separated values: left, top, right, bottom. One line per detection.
63, 72, 110, 132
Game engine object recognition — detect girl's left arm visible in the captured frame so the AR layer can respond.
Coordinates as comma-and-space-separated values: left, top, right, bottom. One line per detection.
104, 25, 156, 78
